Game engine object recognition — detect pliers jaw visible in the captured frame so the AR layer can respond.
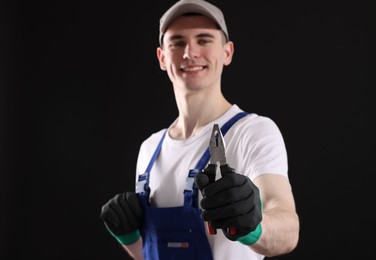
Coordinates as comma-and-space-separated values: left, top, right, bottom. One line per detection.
209, 124, 227, 166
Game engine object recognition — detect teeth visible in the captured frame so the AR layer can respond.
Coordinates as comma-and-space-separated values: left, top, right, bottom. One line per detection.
182, 66, 203, 72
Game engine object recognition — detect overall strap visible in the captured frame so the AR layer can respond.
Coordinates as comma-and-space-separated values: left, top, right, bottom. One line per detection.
136, 130, 167, 195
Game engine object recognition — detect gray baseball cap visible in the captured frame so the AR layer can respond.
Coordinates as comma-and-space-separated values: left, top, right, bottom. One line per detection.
159, 0, 229, 46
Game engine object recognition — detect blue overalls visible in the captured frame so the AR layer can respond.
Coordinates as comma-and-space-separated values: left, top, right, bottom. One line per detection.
136, 112, 248, 260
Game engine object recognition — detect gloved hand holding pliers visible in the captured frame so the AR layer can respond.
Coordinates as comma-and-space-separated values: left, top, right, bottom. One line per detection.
194, 124, 263, 245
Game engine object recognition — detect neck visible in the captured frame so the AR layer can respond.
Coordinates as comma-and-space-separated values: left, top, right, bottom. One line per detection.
169, 92, 232, 140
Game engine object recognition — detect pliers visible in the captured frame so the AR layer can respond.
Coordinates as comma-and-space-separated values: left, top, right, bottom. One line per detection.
202, 123, 237, 235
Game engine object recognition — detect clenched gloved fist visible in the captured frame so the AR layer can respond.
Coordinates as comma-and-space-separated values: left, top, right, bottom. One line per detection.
100, 191, 143, 245
195, 165, 263, 245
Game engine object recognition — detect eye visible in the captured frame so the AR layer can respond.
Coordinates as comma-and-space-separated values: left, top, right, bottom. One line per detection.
198, 38, 211, 45
169, 41, 186, 48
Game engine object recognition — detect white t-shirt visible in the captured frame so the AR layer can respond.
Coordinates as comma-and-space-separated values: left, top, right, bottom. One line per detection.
135, 104, 288, 260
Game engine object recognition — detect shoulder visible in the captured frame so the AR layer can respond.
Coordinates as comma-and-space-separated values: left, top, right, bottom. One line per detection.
225, 111, 287, 161
231, 111, 283, 139
229, 105, 280, 130
226, 109, 288, 179
140, 128, 168, 150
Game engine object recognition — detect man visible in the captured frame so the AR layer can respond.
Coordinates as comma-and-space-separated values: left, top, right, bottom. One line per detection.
100, 0, 300, 259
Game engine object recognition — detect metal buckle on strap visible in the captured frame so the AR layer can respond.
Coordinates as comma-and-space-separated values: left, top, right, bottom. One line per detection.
184, 169, 200, 191
184, 177, 195, 191
136, 173, 148, 194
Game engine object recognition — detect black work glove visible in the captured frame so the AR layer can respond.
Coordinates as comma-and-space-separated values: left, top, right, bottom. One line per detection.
195, 165, 263, 245
100, 191, 143, 245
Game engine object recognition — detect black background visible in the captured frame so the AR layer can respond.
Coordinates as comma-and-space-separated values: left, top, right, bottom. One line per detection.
1, 0, 373, 259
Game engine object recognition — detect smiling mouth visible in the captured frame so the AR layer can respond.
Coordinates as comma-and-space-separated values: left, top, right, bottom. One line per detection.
180, 66, 206, 72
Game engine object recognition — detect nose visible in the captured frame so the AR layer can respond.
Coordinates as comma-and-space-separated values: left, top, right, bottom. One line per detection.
183, 43, 198, 60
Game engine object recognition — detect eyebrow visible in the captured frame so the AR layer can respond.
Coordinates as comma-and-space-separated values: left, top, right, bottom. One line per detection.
167, 33, 216, 42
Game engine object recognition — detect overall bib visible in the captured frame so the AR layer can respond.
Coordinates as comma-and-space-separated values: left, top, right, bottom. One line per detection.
136, 112, 248, 260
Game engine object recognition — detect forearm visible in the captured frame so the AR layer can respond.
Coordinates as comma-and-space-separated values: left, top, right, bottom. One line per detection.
121, 237, 144, 260
250, 208, 300, 257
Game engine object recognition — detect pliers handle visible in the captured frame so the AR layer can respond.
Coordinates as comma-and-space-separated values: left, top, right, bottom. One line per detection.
202, 124, 237, 235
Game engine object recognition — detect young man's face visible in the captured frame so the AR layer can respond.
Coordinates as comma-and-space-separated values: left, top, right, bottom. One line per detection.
157, 15, 234, 93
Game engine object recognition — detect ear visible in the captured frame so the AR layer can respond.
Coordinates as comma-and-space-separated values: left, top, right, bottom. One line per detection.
223, 41, 234, 66
156, 47, 167, 71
